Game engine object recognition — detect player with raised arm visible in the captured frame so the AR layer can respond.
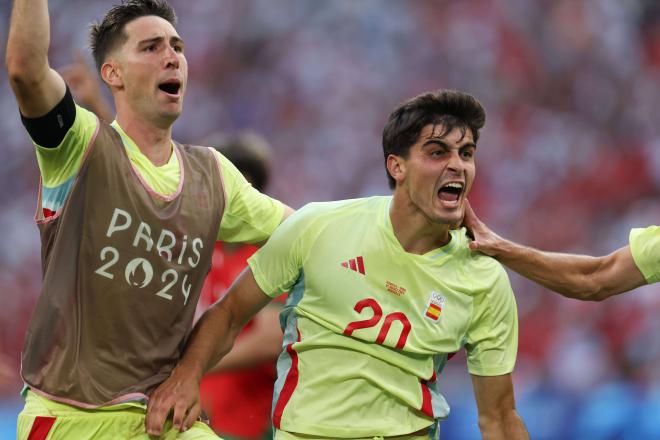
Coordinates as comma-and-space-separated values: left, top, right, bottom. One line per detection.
59, 53, 285, 439
463, 203, 655, 301
6, 0, 290, 438
146, 90, 530, 439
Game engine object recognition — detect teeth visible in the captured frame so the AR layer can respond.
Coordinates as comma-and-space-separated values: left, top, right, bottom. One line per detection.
443, 182, 463, 189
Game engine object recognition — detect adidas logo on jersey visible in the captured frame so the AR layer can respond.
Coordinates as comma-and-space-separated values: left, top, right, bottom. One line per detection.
340, 256, 365, 275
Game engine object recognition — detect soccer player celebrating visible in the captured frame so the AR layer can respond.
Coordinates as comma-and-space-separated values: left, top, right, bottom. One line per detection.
6, 0, 289, 438
146, 90, 530, 439
463, 203, 656, 300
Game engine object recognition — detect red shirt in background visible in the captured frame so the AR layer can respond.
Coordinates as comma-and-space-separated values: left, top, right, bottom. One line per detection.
198, 242, 281, 439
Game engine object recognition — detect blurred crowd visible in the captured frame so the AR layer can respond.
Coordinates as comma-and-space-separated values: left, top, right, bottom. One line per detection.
1, 0, 660, 438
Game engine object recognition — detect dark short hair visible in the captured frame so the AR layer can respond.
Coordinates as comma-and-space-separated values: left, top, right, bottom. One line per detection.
207, 133, 272, 192
382, 90, 486, 189
89, 0, 177, 71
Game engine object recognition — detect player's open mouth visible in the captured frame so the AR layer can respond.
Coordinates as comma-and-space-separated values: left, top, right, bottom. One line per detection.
158, 80, 181, 97
437, 182, 463, 205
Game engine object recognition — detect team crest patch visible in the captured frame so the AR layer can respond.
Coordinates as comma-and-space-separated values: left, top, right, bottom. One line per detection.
425, 291, 446, 322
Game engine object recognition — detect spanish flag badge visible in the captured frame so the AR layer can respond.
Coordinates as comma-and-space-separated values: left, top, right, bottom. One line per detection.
425, 291, 446, 322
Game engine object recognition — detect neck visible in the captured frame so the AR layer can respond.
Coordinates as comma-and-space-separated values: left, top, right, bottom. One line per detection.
389, 192, 452, 255
115, 108, 174, 167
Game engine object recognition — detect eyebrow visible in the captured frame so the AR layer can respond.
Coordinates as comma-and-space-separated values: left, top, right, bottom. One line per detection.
138, 35, 184, 47
423, 138, 477, 150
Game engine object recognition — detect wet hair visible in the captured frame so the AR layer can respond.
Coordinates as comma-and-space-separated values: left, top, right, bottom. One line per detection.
382, 89, 486, 189
89, 0, 177, 71
207, 133, 272, 192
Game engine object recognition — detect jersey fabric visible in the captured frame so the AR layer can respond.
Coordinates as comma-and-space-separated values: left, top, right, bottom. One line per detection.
33, 104, 283, 242
248, 196, 518, 438
630, 226, 660, 284
17, 391, 218, 440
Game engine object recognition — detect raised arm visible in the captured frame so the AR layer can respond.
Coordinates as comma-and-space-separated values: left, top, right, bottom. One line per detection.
145, 268, 272, 436
471, 374, 529, 440
463, 202, 647, 301
6, 0, 66, 117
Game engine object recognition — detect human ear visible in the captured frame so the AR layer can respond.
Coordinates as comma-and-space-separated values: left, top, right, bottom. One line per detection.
386, 154, 406, 185
100, 61, 122, 88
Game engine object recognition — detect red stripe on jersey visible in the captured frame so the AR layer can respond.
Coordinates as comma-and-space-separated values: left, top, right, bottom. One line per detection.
27, 416, 56, 440
420, 380, 434, 418
357, 256, 365, 274
272, 328, 301, 429
341, 262, 348, 268
349, 259, 357, 271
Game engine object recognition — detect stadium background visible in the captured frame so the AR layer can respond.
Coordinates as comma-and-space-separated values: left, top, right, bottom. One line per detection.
1, 0, 660, 438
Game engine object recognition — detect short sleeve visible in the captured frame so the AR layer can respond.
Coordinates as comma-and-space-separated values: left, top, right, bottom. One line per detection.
247, 208, 312, 298
215, 150, 285, 243
465, 265, 518, 376
630, 226, 660, 284
35, 105, 99, 187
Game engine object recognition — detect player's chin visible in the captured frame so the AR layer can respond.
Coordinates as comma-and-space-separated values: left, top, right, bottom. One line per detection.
158, 107, 183, 124
434, 204, 464, 226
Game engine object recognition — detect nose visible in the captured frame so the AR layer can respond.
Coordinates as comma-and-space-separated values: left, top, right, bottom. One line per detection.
446, 151, 464, 173
164, 46, 180, 69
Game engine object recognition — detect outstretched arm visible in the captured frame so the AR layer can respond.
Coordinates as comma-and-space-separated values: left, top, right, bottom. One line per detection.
145, 267, 272, 436
463, 202, 647, 301
6, 0, 66, 117
471, 374, 529, 440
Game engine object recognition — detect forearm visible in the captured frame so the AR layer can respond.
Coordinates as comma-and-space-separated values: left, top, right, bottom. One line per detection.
6, 0, 65, 116
177, 268, 273, 379
146, 270, 274, 434
7, 0, 50, 76
491, 240, 606, 300
208, 307, 282, 372
492, 240, 647, 300
209, 331, 279, 372
479, 410, 529, 440
177, 301, 245, 381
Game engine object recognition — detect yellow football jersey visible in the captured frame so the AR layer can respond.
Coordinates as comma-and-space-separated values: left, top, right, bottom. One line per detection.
249, 196, 518, 438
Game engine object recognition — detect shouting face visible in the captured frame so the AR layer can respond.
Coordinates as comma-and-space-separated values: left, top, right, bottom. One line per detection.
389, 123, 476, 226
103, 15, 188, 127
